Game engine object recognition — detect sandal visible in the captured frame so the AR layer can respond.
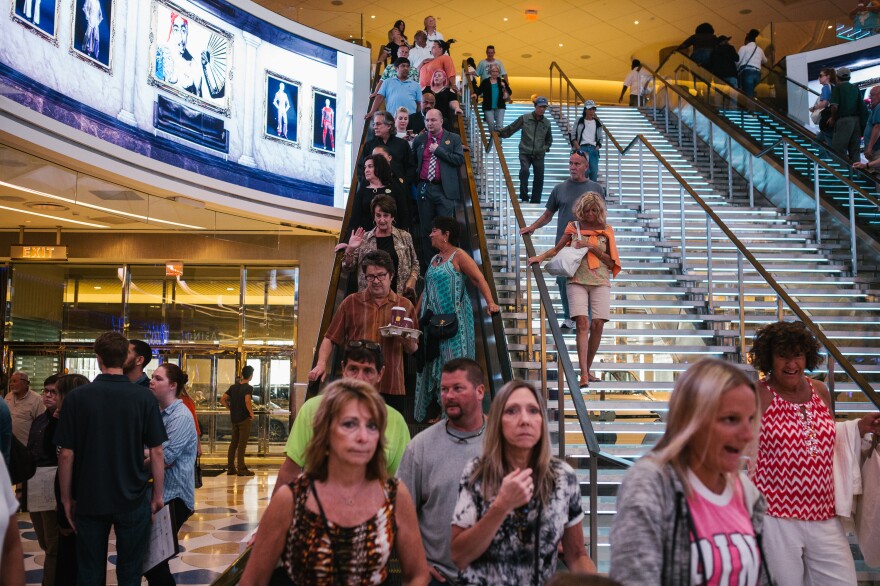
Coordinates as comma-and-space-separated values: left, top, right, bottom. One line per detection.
578, 377, 590, 388
588, 373, 602, 382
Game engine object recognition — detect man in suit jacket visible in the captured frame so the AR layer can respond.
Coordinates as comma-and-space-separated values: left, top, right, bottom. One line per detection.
412, 108, 464, 265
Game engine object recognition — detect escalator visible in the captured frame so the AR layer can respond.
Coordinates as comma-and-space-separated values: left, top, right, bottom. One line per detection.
648, 52, 880, 248
210, 80, 511, 585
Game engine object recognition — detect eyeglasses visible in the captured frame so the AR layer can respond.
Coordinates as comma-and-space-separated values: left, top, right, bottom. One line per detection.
347, 340, 381, 351
42, 389, 57, 396
364, 272, 389, 282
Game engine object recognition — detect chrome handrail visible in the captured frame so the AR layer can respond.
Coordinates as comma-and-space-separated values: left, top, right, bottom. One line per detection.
547, 62, 880, 411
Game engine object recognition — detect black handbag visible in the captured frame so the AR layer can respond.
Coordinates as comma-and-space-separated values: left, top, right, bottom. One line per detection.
194, 456, 203, 489
427, 312, 458, 339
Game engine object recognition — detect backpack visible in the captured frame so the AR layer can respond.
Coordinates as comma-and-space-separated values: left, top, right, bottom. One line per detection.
10, 435, 36, 484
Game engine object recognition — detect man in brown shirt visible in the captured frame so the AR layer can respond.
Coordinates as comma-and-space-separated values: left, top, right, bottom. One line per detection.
309, 250, 418, 412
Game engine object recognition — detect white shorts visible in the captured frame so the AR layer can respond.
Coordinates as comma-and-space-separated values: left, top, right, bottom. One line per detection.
566, 283, 610, 321
761, 515, 856, 586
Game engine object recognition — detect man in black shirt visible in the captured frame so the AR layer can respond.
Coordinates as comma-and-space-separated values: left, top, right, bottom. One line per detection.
359, 111, 416, 185
56, 331, 167, 586
221, 365, 255, 476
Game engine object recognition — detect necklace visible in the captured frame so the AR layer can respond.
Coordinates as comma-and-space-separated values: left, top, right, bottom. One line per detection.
445, 418, 486, 443
763, 377, 819, 457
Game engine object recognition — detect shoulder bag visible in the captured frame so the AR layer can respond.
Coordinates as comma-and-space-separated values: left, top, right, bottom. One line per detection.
545, 222, 588, 278
426, 278, 466, 340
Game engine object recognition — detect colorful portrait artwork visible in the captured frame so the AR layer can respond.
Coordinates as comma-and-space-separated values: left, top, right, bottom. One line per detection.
311, 88, 336, 155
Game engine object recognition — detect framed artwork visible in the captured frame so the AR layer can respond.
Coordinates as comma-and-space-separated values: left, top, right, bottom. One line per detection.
10, 0, 59, 44
147, 0, 233, 116
70, 0, 114, 70
264, 71, 300, 145
311, 88, 336, 155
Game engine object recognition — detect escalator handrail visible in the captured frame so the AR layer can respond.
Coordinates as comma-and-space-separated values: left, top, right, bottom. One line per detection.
644, 61, 880, 214
311, 65, 385, 375
760, 60, 822, 99
456, 109, 514, 394
548, 63, 880, 412
657, 55, 880, 202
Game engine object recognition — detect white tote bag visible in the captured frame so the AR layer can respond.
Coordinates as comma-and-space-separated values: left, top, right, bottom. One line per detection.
856, 440, 880, 568
545, 222, 588, 278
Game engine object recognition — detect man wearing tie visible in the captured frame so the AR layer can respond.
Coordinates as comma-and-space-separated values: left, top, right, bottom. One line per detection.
411, 109, 464, 265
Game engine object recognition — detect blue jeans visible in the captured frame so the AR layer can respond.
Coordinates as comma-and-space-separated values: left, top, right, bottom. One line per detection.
579, 144, 600, 181
722, 76, 738, 89
76, 494, 151, 586
740, 68, 761, 98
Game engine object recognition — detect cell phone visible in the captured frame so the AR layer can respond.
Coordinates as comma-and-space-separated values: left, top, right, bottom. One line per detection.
407, 130, 414, 137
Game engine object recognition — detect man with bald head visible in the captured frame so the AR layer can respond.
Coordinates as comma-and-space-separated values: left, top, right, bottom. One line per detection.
412, 108, 464, 262
2, 371, 45, 445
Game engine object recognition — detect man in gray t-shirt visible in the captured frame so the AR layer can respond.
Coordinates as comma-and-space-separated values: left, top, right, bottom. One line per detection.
521, 152, 605, 328
397, 358, 487, 583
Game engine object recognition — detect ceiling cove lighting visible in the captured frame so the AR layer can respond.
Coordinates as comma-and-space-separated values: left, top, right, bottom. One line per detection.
0, 203, 108, 227
0, 180, 205, 230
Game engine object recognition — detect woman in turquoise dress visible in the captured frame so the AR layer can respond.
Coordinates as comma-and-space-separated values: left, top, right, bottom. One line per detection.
415, 217, 500, 422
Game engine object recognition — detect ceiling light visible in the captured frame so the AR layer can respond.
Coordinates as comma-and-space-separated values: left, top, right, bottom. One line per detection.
370, 15, 375, 18
525, 9, 538, 21
330, 0, 343, 5
634, 20, 639, 24
739, 8, 752, 14
0, 181, 205, 230
25, 202, 69, 211
828, 25, 833, 28
503, 17, 508, 21
581, 55, 591, 59
0, 203, 107, 228
521, 54, 532, 58
94, 286, 102, 290
558, 43, 563, 47
226, 287, 235, 291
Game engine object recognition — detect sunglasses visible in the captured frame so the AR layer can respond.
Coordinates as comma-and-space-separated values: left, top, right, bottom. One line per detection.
347, 340, 381, 351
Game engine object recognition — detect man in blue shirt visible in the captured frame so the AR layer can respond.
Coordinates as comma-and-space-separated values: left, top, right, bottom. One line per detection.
371, 58, 422, 120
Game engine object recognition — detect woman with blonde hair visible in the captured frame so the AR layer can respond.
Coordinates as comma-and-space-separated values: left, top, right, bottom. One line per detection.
609, 358, 772, 585
529, 190, 620, 387
450, 380, 596, 584
242, 379, 429, 585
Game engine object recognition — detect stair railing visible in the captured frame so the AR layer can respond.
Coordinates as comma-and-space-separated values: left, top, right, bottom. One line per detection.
545, 64, 880, 413
636, 60, 880, 273
463, 67, 632, 562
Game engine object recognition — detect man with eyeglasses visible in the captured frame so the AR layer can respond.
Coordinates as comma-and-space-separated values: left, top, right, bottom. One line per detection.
359, 110, 416, 188
521, 152, 605, 330
26, 374, 62, 586
398, 358, 487, 584
275, 341, 410, 494
498, 96, 553, 204
309, 249, 418, 415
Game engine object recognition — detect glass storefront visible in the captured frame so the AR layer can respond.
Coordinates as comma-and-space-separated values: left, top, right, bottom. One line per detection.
4, 262, 299, 458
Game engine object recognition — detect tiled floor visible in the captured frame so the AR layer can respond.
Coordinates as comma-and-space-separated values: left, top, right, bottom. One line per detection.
19, 471, 274, 585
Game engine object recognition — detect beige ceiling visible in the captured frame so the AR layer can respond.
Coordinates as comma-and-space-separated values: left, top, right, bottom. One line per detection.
259, 0, 854, 79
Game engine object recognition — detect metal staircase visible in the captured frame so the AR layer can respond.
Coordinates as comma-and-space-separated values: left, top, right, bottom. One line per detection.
464, 65, 880, 577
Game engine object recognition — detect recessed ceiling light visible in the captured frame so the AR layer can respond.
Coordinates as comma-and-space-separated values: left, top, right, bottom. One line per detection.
330, 0, 343, 5
370, 15, 375, 18
581, 55, 591, 59
828, 25, 833, 28
94, 286, 102, 290
558, 43, 563, 47
503, 17, 508, 21
462, 52, 472, 57
739, 8, 752, 14
521, 53, 532, 58
226, 287, 235, 291
24, 202, 69, 211
634, 20, 639, 24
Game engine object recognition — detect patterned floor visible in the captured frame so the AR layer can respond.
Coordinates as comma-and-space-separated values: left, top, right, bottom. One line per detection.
19, 471, 273, 585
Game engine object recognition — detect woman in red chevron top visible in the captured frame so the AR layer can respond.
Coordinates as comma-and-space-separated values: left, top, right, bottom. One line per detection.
749, 320, 880, 586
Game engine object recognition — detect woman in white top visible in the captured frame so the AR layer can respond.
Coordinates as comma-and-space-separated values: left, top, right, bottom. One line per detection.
423, 15, 443, 42
0, 458, 25, 584
737, 29, 767, 98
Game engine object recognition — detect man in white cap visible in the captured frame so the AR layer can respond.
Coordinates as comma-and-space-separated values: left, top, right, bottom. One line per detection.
569, 100, 604, 182
498, 96, 553, 203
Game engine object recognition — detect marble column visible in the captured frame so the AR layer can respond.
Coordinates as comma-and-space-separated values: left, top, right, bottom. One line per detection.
116, 0, 141, 125
238, 31, 261, 167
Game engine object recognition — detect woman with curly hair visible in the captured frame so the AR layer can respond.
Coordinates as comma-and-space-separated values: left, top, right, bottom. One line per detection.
529, 191, 621, 387
748, 320, 880, 586
450, 380, 596, 584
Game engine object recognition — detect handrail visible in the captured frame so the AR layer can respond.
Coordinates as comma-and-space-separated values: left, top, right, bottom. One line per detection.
643, 59, 880, 267
456, 109, 513, 394
760, 60, 821, 99
308, 65, 384, 394
661, 55, 879, 194
548, 62, 880, 411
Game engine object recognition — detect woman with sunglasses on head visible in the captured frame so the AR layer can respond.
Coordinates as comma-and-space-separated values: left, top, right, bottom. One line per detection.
423, 69, 462, 131
529, 191, 620, 387
414, 216, 500, 422
450, 380, 596, 584
610, 359, 771, 586
338, 194, 420, 302
242, 379, 430, 585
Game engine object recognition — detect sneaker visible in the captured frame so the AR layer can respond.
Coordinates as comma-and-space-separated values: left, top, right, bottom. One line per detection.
237, 469, 256, 477
561, 318, 577, 329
